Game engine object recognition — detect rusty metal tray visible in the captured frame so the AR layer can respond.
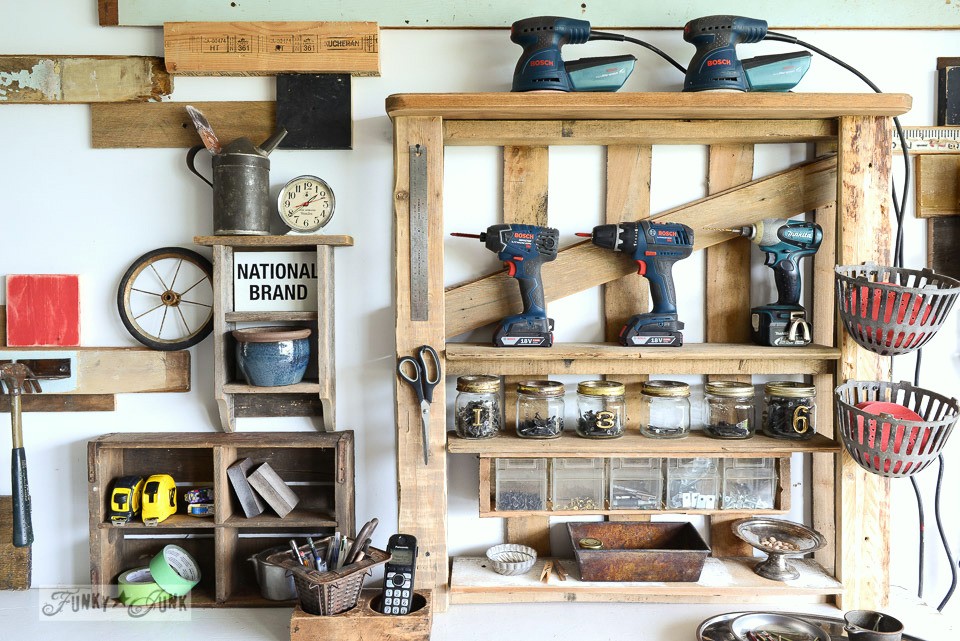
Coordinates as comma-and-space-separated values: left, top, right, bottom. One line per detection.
697, 611, 929, 641
567, 521, 710, 582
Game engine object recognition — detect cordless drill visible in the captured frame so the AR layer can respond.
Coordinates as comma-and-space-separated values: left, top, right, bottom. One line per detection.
682, 15, 768, 92
718, 219, 823, 346
580, 221, 694, 346
452, 224, 559, 347
510, 16, 636, 92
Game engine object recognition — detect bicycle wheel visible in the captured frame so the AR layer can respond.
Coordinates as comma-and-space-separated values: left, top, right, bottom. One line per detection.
117, 247, 214, 350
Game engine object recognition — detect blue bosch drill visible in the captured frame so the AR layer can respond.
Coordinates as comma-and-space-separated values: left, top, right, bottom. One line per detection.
718, 219, 823, 346
580, 221, 694, 346
452, 224, 560, 347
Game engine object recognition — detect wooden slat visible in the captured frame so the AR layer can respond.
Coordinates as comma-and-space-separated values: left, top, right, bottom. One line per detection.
811, 140, 838, 574
500, 145, 552, 558
393, 116, 448, 609
446, 155, 839, 338
233, 394, 323, 418
603, 145, 652, 432
387, 93, 912, 121
915, 154, 960, 217
196, 234, 354, 247
836, 116, 893, 610
449, 431, 839, 458
445, 342, 839, 376
92, 101, 274, 149
479, 458, 492, 514
444, 119, 837, 146
0, 496, 30, 590
213, 245, 235, 431
316, 245, 335, 431
450, 556, 842, 604
0, 305, 6, 346
0, 56, 170, 103
93, 431, 350, 447
163, 22, 380, 76
704, 143, 756, 558
0, 395, 115, 413
98, 0, 118, 26
928, 217, 960, 279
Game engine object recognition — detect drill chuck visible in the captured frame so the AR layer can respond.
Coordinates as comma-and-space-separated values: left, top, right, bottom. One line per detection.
589, 223, 631, 252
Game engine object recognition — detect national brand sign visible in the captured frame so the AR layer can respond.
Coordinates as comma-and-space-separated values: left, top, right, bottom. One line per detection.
234, 251, 318, 312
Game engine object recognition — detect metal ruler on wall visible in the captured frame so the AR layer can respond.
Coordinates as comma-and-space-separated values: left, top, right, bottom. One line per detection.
409, 145, 429, 321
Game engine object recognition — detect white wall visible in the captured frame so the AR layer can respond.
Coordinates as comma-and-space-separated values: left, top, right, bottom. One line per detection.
1, 2, 958, 615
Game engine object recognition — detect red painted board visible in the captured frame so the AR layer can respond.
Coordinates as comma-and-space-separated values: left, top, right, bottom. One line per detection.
5, 275, 80, 346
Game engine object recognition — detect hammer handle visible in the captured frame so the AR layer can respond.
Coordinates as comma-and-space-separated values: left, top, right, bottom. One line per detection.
11, 447, 33, 547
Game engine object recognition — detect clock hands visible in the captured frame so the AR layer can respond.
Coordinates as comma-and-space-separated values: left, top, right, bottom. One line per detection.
290, 194, 320, 214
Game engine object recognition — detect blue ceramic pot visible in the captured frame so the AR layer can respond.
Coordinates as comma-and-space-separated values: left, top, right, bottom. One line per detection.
232, 326, 311, 387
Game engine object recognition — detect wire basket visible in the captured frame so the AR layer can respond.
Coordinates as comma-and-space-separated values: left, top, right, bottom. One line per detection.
835, 264, 960, 356
266, 538, 389, 615
835, 380, 959, 478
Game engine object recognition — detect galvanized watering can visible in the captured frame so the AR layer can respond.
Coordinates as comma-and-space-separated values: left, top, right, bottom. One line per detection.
186, 128, 288, 235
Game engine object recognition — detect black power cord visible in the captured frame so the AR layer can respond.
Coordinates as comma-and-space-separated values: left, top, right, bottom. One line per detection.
766, 30, 958, 612
589, 30, 689, 75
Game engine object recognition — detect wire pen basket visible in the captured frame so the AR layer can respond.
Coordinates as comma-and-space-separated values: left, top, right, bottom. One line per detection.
835, 380, 959, 478
835, 264, 960, 356
267, 538, 389, 615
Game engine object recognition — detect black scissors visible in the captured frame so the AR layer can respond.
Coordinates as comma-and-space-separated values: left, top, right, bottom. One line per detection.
396, 345, 441, 465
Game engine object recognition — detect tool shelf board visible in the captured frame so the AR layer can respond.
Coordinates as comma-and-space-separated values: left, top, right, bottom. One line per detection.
449, 557, 843, 605
449, 431, 838, 457
88, 431, 354, 608
386, 93, 911, 121
195, 234, 353, 247
444, 342, 840, 376
196, 237, 349, 432
390, 92, 901, 611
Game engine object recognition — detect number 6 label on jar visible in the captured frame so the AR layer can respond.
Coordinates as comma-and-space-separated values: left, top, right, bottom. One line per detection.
793, 405, 812, 434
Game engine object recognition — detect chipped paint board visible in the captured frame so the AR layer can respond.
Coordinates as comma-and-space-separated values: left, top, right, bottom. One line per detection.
114, 0, 960, 28
163, 21, 380, 76
5, 275, 80, 347
0, 56, 170, 103
449, 556, 842, 602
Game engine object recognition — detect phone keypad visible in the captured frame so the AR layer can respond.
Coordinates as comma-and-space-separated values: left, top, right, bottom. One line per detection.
383, 571, 413, 614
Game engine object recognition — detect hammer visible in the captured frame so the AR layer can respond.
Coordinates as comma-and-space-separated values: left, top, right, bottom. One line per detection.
0, 363, 41, 547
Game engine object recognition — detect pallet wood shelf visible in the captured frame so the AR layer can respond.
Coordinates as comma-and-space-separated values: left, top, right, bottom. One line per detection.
194, 235, 352, 432
445, 342, 839, 375
88, 431, 355, 608
448, 431, 839, 457
449, 557, 843, 605
389, 92, 909, 611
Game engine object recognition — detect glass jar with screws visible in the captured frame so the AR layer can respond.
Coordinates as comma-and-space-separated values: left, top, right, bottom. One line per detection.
703, 381, 756, 439
762, 381, 817, 440
516, 381, 565, 439
639, 380, 691, 439
455, 375, 502, 439
576, 380, 625, 439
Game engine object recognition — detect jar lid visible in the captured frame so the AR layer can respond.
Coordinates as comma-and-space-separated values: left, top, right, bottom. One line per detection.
765, 381, 816, 398
517, 380, 565, 396
231, 326, 311, 343
577, 380, 625, 397
705, 381, 754, 397
642, 380, 690, 397
457, 375, 500, 393
578, 537, 603, 550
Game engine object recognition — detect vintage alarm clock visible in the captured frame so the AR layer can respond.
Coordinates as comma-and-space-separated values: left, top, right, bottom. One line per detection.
277, 175, 335, 233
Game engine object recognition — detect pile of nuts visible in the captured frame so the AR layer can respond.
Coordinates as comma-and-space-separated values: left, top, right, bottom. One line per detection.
758, 535, 800, 552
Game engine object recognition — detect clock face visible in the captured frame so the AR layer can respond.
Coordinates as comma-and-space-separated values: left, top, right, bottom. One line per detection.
278, 175, 335, 232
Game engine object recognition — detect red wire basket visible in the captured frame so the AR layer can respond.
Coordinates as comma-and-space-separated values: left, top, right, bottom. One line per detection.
835, 264, 960, 356
835, 380, 959, 478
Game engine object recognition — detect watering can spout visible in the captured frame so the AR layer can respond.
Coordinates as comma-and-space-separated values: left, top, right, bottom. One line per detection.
258, 128, 288, 155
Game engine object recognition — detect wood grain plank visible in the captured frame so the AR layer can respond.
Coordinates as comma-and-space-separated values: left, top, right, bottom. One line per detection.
0, 305, 5, 346
928, 216, 960, 279
196, 234, 354, 247
500, 145, 553, 557
836, 115, 893, 610
92, 101, 274, 149
387, 93, 911, 121
0, 395, 115, 413
0, 496, 30, 589
75, 349, 190, 394
98, 0, 118, 26
446, 156, 839, 338
213, 245, 235, 432
316, 245, 335, 431
915, 154, 960, 217
0, 56, 170, 103
445, 119, 837, 146
704, 143, 755, 558
163, 22, 379, 76
393, 116, 448, 609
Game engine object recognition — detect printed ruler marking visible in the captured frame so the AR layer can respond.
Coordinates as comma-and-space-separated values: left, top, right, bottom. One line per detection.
409, 145, 429, 322
892, 126, 960, 153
